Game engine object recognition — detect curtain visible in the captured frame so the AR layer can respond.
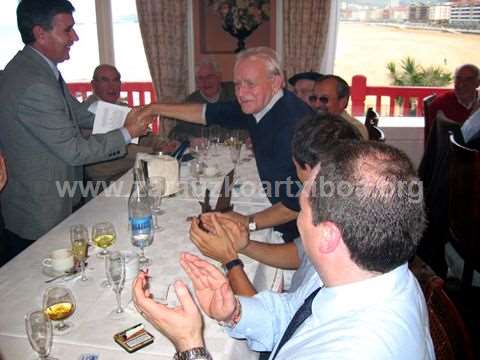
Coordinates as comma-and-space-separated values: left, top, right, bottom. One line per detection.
282, 0, 331, 79
136, 0, 189, 135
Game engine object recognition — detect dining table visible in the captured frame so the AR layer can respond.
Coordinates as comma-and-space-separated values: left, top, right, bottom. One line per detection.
0, 145, 283, 360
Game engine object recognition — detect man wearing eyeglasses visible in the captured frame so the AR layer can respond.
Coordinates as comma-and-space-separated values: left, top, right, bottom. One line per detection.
310, 75, 368, 139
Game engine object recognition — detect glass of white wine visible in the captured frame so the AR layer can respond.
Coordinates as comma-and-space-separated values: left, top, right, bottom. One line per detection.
148, 177, 166, 232
42, 286, 76, 335
25, 310, 56, 360
105, 251, 126, 319
70, 224, 89, 282
92, 222, 116, 257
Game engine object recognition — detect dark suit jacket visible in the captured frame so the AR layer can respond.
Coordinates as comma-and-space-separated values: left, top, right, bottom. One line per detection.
0, 46, 127, 239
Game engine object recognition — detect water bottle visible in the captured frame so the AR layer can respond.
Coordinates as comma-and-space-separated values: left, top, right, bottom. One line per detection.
128, 168, 153, 253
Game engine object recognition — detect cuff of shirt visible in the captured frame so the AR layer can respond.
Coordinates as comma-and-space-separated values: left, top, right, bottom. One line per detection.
120, 127, 132, 144
202, 104, 207, 123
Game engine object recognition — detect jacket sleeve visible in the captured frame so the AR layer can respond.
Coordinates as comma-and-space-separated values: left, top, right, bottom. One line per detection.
18, 82, 127, 166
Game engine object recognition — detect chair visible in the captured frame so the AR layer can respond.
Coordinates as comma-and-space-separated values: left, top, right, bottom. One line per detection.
447, 134, 480, 289
423, 275, 475, 360
364, 107, 385, 142
423, 94, 437, 147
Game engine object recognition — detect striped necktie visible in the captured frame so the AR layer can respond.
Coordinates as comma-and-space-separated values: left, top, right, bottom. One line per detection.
270, 287, 322, 360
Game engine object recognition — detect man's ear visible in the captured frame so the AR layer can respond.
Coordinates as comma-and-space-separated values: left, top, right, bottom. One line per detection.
317, 221, 341, 254
272, 74, 283, 92
339, 96, 349, 110
32, 25, 47, 45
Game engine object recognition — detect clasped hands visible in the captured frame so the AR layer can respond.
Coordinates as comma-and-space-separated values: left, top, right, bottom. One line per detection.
124, 104, 159, 139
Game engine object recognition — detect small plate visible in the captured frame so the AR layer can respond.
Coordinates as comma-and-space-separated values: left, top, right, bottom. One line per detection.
42, 265, 74, 278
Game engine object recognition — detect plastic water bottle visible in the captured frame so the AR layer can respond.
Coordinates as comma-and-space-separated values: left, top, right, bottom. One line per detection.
128, 168, 153, 264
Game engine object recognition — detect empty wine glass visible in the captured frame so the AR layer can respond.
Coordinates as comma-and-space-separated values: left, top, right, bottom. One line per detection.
208, 127, 221, 157
148, 177, 166, 232
70, 224, 89, 283
42, 286, 76, 335
229, 140, 242, 185
25, 310, 56, 360
92, 222, 116, 257
190, 159, 203, 186
105, 251, 126, 319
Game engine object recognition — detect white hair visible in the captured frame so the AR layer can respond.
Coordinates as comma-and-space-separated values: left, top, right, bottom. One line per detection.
234, 47, 283, 81
195, 56, 221, 75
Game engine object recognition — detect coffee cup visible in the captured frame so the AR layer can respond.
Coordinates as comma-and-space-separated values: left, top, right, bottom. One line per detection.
204, 164, 219, 177
42, 248, 74, 273
120, 250, 139, 280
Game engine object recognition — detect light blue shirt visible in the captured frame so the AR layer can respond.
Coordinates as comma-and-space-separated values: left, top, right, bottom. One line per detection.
288, 237, 318, 293
229, 264, 434, 360
461, 108, 480, 143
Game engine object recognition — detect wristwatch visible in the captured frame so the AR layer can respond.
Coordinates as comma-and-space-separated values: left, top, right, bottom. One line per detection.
223, 258, 244, 273
248, 215, 257, 232
174, 347, 212, 360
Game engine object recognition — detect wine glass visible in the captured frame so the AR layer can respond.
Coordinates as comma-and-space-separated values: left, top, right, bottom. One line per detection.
42, 286, 76, 335
92, 222, 116, 257
148, 176, 166, 232
25, 310, 56, 360
70, 224, 89, 283
229, 140, 242, 185
208, 127, 221, 157
105, 251, 126, 318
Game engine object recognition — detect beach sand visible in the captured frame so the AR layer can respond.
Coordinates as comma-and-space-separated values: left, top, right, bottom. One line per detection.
335, 22, 480, 86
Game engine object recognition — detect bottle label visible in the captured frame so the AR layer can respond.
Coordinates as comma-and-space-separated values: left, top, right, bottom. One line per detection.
130, 216, 152, 232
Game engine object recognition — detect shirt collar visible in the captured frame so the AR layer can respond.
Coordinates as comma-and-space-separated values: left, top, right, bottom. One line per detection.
253, 89, 284, 123
456, 91, 478, 110
201, 91, 220, 103
29, 45, 60, 80
312, 263, 411, 320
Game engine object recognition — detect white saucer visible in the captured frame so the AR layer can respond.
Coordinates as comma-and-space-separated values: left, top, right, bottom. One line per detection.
42, 265, 74, 278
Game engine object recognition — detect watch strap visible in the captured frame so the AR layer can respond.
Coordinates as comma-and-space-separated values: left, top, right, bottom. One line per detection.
174, 347, 212, 360
224, 258, 244, 272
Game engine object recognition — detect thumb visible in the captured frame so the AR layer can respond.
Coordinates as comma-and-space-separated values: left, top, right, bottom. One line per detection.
174, 280, 199, 315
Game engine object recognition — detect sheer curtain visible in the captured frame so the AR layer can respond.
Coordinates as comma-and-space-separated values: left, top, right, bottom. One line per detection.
136, 0, 189, 135
282, 0, 331, 79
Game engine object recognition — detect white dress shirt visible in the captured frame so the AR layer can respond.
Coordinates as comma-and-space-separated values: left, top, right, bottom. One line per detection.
229, 263, 435, 360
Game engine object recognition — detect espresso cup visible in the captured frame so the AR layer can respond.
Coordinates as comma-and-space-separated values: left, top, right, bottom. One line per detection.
42, 248, 74, 273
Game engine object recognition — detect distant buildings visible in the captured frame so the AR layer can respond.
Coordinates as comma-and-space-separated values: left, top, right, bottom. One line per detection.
340, 1, 480, 29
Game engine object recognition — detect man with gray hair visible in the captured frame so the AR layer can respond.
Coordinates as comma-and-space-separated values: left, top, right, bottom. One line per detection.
170, 57, 236, 140
428, 63, 480, 126
139, 47, 313, 242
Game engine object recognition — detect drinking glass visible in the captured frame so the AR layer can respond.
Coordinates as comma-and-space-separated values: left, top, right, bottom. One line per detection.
42, 286, 76, 335
190, 159, 203, 186
229, 140, 242, 184
208, 127, 221, 157
105, 251, 126, 318
148, 177, 166, 232
92, 222, 116, 257
25, 310, 56, 360
70, 224, 89, 282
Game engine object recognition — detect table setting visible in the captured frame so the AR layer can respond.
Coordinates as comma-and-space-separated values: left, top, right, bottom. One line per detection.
0, 142, 278, 360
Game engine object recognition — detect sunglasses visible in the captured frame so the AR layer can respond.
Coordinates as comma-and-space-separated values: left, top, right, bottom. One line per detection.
308, 95, 329, 104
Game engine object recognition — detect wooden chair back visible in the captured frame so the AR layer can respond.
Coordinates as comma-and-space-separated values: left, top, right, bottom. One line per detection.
423, 276, 475, 360
448, 134, 480, 288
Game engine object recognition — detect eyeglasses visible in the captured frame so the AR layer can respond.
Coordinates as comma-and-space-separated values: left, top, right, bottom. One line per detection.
308, 95, 329, 104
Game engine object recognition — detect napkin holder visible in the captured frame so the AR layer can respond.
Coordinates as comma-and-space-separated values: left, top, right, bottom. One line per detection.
135, 153, 179, 196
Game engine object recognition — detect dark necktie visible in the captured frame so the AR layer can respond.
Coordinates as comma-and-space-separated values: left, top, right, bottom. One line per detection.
270, 287, 322, 360
58, 72, 66, 96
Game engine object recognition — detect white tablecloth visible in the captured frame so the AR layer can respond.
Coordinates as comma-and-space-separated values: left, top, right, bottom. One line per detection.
0, 148, 278, 360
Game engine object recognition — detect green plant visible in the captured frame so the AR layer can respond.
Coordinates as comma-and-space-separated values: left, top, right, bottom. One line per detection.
387, 57, 452, 87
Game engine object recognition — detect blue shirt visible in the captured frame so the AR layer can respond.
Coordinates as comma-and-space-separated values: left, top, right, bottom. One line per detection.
229, 264, 434, 360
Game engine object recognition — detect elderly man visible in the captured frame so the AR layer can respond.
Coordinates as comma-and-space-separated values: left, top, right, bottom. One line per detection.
85, 64, 123, 105
82, 64, 153, 188
189, 113, 362, 296
310, 75, 369, 139
140, 47, 313, 242
0, 0, 148, 261
288, 71, 323, 108
428, 64, 480, 127
169, 57, 236, 141
133, 141, 434, 360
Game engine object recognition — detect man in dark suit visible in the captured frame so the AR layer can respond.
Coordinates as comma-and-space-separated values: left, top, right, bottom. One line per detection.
0, 0, 148, 263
